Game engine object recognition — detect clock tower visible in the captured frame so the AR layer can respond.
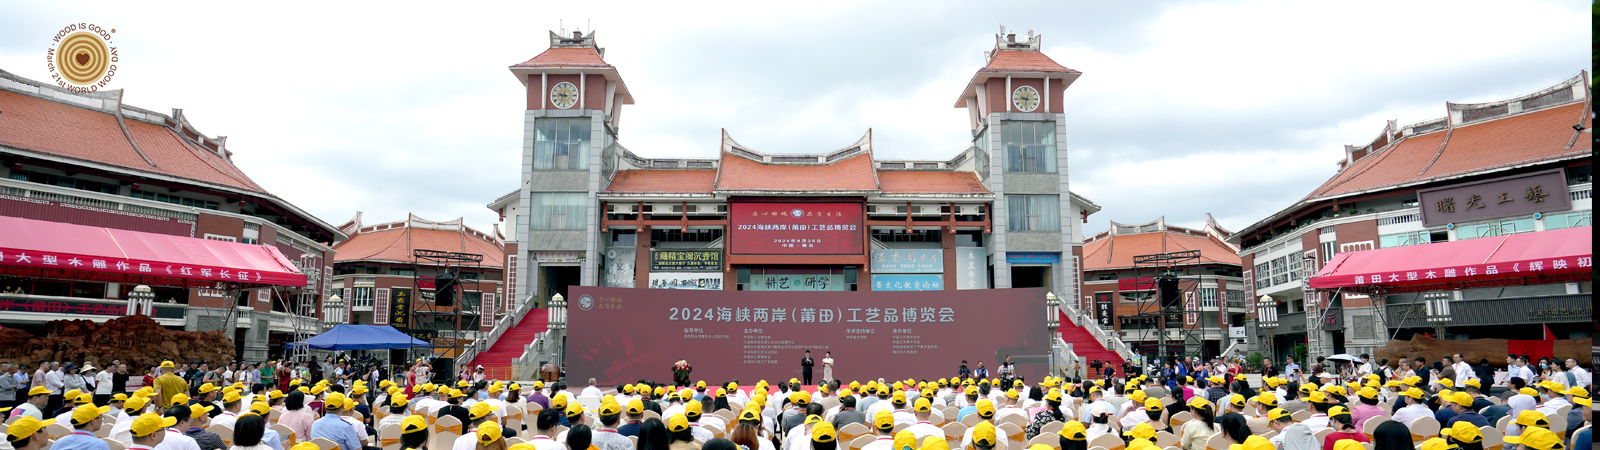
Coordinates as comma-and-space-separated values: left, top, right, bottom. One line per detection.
507, 29, 636, 303
951, 26, 1087, 301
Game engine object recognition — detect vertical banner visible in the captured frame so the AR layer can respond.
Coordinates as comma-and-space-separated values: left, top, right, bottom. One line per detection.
1096, 295, 1113, 328
389, 288, 410, 327
956, 247, 989, 290
603, 247, 636, 288
1184, 291, 1198, 326
568, 286, 1050, 385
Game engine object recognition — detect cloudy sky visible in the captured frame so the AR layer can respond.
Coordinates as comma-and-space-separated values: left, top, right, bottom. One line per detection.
0, 1, 1588, 238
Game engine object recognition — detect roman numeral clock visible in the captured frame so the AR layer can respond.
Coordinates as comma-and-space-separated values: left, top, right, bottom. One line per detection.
550, 81, 579, 109
1012, 85, 1040, 112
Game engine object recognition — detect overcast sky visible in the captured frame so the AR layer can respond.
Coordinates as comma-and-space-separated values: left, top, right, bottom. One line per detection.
0, 1, 1588, 239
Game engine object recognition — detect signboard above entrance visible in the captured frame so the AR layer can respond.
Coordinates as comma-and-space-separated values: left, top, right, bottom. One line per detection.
1006, 252, 1060, 264
651, 249, 723, 272
1417, 169, 1571, 227
729, 202, 863, 255
871, 249, 942, 273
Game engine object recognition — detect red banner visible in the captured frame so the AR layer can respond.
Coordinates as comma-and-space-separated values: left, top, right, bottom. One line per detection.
729, 203, 863, 255
568, 286, 1050, 385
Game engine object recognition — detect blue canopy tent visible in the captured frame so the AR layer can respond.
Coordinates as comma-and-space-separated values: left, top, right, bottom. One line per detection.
294, 324, 430, 350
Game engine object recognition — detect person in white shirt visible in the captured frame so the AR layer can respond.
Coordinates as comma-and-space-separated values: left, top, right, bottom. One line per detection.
581, 379, 603, 398
154, 404, 204, 450
1118, 391, 1151, 430
860, 409, 898, 450
110, 396, 150, 445
127, 412, 177, 450
887, 392, 915, 426
995, 390, 1028, 424
1389, 388, 1432, 425
1451, 354, 1476, 386
1300, 393, 1333, 432
903, 398, 942, 442
1565, 359, 1591, 387
454, 403, 503, 450
211, 392, 244, 428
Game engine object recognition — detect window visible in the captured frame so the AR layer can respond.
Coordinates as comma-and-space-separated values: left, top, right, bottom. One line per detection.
869, 229, 942, 243
242, 223, 260, 245
351, 286, 374, 308
1320, 241, 1337, 264
974, 129, 990, 180
1379, 231, 1432, 248
1254, 262, 1270, 289
1458, 217, 1536, 239
1199, 287, 1218, 309
1288, 254, 1303, 281
533, 117, 591, 170
10, 169, 120, 194
1006, 195, 1060, 231
529, 193, 587, 229
650, 228, 724, 243
390, 269, 416, 277
1001, 121, 1057, 173
129, 189, 220, 210
1545, 210, 1591, 230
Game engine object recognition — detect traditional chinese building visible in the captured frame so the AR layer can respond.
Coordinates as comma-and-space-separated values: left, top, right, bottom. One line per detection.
329, 213, 510, 359
475, 27, 1104, 374
1081, 215, 1243, 359
1230, 72, 1593, 362
0, 69, 344, 361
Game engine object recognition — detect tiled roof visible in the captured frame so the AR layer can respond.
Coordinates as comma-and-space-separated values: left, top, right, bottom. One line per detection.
714, 153, 879, 192
1308, 102, 1589, 200
982, 51, 1079, 73
1083, 231, 1241, 271
0, 90, 271, 194
876, 171, 989, 194
333, 224, 504, 268
604, 169, 717, 194
511, 47, 611, 68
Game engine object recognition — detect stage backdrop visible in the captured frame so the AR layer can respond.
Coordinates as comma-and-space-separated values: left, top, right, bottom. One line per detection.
567, 286, 1050, 385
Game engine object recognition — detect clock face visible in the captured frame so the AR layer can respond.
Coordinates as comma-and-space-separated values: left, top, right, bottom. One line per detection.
1012, 85, 1041, 112
550, 82, 579, 109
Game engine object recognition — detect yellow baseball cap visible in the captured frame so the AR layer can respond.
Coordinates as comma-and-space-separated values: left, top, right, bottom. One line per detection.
390, 394, 410, 407
976, 399, 995, 418
124, 396, 149, 414
1441, 421, 1482, 444
1332, 439, 1367, 450
1514, 410, 1550, 428
160, 361, 176, 369
1004, 389, 1019, 400
1257, 392, 1279, 407
189, 403, 215, 419
1451, 392, 1474, 407
551, 394, 567, 409
71, 404, 112, 425
1438, 379, 1454, 388
470, 402, 498, 420
914, 398, 932, 412
1061, 421, 1088, 440
197, 383, 220, 394
323, 392, 347, 410
684, 400, 702, 417
791, 391, 811, 405
1187, 397, 1211, 410
599, 401, 621, 416
1226, 394, 1245, 409
627, 399, 644, 415
222, 391, 242, 403
873, 408, 895, 430
128, 413, 175, 438
172, 393, 191, 405
1144, 398, 1163, 412
972, 422, 998, 447
1124, 423, 1156, 440
1328, 405, 1350, 417
1520, 387, 1540, 396
477, 421, 502, 445
812, 422, 837, 443
1402, 388, 1425, 400
894, 430, 918, 450
1268, 408, 1292, 421
401, 415, 428, 434
1418, 437, 1457, 450
1044, 388, 1062, 403
1127, 390, 1147, 403
1464, 379, 1481, 389
1575, 397, 1591, 407
1503, 426, 1562, 450
250, 402, 272, 416
667, 414, 689, 432
923, 438, 950, 450
1357, 387, 1378, 399
1305, 391, 1329, 404
1130, 439, 1159, 450
892, 390, 908, 405
565, 402, 584, 420
268, 390, 286, 399
739, 408, 760, 422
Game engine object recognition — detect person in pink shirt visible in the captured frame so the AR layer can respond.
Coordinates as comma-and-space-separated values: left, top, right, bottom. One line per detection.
1349, 387, 1386, 429
1181, 376, 1198, 402
276, 390, 316, 442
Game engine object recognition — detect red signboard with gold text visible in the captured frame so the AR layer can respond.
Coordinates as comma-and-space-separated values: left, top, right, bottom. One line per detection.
729, 203, 863, 255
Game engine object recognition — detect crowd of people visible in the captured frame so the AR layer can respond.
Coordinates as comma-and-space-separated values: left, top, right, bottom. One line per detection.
0, 354, 1591, 450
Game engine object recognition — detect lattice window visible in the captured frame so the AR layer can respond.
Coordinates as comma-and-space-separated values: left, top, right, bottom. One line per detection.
506, 255, 518, 310
1461, 104, 1509, 123
484, 293, 497, 314
1521, 88, 1573, 111
375, 288, 390, 325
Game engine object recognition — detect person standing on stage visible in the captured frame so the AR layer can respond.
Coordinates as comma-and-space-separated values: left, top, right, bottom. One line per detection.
801, 351, 816, 385
822, 352, 835, 385
958, 361, 971, 380
998, 357, 1017, 387
974, 362, 989, 380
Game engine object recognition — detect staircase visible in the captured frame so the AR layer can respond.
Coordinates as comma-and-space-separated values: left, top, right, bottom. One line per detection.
1057, 307, 1130, 379
470, 308, 548, 375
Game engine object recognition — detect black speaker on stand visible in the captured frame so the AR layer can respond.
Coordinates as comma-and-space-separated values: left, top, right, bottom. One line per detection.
430, 358, 454, 384
434, 272, 458, 307
1158, 275, 1181, 309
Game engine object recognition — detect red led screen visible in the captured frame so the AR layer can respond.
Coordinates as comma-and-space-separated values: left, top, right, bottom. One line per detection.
729, 202, 863, 255
566, 286, 1051, 385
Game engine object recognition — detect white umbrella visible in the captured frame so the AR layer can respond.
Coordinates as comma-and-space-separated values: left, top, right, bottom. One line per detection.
1326, 354, 1362, 363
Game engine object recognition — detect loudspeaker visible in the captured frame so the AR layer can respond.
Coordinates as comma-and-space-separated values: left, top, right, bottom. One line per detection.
1158, 276, 1181, 309
429, 358, 453, 384
434, 272, 458, 307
